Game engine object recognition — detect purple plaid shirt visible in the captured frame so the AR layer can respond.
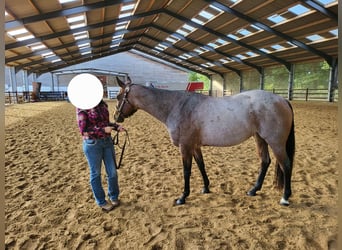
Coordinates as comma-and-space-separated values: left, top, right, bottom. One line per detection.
77, 101, 118, 139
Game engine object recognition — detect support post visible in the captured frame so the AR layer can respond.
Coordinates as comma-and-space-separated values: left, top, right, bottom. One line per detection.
239, 73, 243, 92
22, 70, 29, 91
8, 67, 17, 92
328, 59, 338, 102
259, 68, 265, 90
288, 64, 294, 100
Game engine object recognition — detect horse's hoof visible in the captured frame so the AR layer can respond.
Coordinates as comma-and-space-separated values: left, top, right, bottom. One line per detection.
247, 189, 257, 196
201, 187, 210, 194
280, 197, 290, 206
174, 198, 185, 206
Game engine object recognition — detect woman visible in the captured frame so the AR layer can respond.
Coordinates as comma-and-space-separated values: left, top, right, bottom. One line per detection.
77, 100, 125, 212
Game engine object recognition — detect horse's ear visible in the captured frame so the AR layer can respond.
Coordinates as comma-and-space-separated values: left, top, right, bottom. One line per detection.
116, 77, 126, 88
126, 76, 132, 84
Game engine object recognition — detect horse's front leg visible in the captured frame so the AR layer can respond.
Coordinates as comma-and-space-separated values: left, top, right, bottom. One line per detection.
175, 147, 193, 205
194, 147, 210, 194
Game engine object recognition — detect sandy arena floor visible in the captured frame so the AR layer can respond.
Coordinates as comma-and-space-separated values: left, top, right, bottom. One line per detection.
5, 100, 337, 249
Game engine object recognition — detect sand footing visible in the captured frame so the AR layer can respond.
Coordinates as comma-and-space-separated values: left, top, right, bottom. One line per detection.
5, 100, 337, 249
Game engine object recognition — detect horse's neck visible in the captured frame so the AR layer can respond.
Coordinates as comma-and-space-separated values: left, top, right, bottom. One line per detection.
130, 85, 181, 123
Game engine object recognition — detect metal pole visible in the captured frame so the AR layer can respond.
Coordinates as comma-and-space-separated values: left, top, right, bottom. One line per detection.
259, 68, 265, 90
9, 67, 17, 92
22, 70, 29, 91
328, 59, 337, 102
239, 73, 243, 92
288, 64, 294, 100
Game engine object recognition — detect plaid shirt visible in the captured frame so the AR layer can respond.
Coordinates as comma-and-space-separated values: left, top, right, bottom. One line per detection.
77, 101, 118, 139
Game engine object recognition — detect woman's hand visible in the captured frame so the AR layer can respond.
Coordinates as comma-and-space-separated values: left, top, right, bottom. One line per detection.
117, 125, 126, 132
104, 126, 114, 133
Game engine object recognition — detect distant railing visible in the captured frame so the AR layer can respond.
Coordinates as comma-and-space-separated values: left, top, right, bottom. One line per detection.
7, 88, 336, 104
221, 88, 338, 102
5, 91, 68, 104
266, 88, 338, 102
108, 91, 119, 99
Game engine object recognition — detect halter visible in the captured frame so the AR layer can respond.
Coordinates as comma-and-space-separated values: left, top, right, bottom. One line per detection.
112, 84, 132, 169
114, 85, 132, 122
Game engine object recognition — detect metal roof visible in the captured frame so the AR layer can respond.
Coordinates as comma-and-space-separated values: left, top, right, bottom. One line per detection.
5, 0, 338, 77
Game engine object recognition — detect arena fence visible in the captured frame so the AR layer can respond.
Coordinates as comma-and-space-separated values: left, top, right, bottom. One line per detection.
221, 88, 338, 102
266, 88, 338, 102
5, 88, 338, 104
5, 91, 68, 104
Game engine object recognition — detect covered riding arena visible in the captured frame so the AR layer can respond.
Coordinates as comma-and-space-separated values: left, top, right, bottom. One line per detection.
4, 0, 338, 249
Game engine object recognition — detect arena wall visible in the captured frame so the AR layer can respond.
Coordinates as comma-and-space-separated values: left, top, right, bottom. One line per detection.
5, 51, 189, 92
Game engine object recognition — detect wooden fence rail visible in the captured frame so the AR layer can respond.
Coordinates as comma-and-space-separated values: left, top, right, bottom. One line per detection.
222, 88, 338, 102
5, 88, 338, 104
5, 91, 68, 104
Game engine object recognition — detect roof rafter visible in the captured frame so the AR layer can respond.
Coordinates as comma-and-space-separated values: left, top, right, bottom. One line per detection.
205, 0, 335, 66
299, 0, 338, 21
144, 34, 240, 74
32, 46, 133, 74
137, 41, 224, 77
15, 37, 139, 71
22, 35, 215, 77
133, 45, 213, 78
6, 8, 251, 75
6, 25, 149, 63
5, 9, 162, 50
5, 0, 135, 30
163, 8, 292, 71
151, 23, 248, 75
5, 0, 337, 76
134, 44, 210, 78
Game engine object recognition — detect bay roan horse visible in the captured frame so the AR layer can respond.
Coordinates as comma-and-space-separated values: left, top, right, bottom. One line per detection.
114, 78, 295, 206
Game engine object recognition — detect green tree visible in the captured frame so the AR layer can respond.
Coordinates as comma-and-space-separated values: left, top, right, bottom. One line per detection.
294, 61, 330, 89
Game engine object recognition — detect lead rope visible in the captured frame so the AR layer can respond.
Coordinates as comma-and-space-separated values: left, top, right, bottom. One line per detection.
112, 129, 130, 169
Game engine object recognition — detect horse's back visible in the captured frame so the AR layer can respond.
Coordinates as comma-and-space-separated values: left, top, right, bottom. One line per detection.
190, 90, 293, 147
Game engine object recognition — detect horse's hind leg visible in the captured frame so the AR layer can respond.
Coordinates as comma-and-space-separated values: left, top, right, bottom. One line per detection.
273, 152, 292, 206
194, 147, 210, 194
248, 134, 271, 196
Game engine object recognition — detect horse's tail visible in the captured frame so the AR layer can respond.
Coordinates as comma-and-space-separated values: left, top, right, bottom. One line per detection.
274, 101, 295, 189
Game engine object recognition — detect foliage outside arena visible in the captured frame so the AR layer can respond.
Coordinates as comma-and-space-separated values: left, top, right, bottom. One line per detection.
189, 60, 331, 92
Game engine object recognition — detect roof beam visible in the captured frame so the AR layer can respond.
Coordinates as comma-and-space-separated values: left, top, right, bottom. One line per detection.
8, 20, 242, 75
5, 0, 135, 30
6, 8, 244, 75
5, 9, 162, 50
15, 38, 138, 71
31, 46, 133, 74
163, 8, 292, 71
205, 0, 335, 66
133, 45, 212, 78
19, 34, 213, 77
143, 34, 240, 76
151, 23, 249, 75
6, 25, 148, 63
299, 0, 338, 21
136, 42, 224, 77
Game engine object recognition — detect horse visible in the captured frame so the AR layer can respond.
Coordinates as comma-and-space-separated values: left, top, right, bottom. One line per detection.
114, 77, 295, 206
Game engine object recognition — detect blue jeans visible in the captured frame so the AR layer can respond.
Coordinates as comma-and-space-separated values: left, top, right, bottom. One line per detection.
83, 137, 119, 206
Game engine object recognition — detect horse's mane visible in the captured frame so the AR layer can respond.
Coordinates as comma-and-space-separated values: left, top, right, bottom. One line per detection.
136, 84, 205, 100
129, 84, 207, 123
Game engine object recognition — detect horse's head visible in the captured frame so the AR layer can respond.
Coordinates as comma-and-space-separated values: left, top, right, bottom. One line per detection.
114, 76, 137, 122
